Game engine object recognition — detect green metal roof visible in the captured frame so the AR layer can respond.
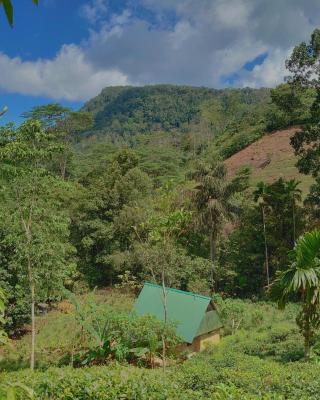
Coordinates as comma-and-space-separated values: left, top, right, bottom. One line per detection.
133, 282, 222, 343
196, 310, 223, 337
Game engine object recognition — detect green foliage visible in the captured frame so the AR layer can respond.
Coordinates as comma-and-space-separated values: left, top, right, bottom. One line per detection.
72, 148, 152, 286
78, 86, 273, 177
2, 295, 320, 399
218, 127, 264, 159
305, 177, 320, 224
112, 241, 212, 293
267, 84, 315, 130
278, 29, 320, 179
0, 287, 8, 345
291, 123, 320, 177
60, 292, 181, 367
84, 85, 215, 136
0, 121, 75, 298
22, 103, 93, 179
176, 342, 320, 399
0, 382, 34, 400
272, 229, 320, 360
189, 160, 249, 291
219, 178, 305, 296
1, 365, 203, 400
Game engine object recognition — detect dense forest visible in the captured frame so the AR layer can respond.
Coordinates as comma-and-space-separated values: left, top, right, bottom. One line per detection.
1, 20, 320, 399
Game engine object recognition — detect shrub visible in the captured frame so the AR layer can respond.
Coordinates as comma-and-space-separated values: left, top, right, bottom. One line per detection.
64, 293, 181, 367
177, 345, 320, 399
1, 365, 203, 400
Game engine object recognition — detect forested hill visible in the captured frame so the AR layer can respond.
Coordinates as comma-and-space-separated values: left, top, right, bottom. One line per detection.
82, 85, 271, 138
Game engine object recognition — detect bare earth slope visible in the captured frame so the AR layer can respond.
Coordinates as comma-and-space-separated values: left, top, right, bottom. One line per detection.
225, 127, 314, 194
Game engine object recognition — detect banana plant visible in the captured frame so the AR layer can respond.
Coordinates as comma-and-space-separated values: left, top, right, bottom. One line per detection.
1, 0, 38, 26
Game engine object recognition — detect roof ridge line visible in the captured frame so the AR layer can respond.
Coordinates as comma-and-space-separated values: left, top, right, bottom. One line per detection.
144, 282, 212, 301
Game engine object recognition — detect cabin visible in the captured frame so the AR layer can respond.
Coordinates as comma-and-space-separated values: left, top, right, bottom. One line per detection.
133, 282, 223, 352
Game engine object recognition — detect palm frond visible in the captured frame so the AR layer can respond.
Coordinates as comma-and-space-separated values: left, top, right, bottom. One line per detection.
272, 230, 320, 307
294, 230, 320, 269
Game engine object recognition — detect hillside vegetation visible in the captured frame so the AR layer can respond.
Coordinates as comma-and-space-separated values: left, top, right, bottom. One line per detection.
80, 85, 272, 174
4, 290, 319, 400
1, 29, 320, 400
83, 85, 270, 137
78, 84, 312, 193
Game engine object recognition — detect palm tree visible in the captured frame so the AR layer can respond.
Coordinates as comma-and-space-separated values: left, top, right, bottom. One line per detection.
285, 179, 302, 244
190, 161, 243, 291
273, 230, 320, 361
254, 182, 270, 287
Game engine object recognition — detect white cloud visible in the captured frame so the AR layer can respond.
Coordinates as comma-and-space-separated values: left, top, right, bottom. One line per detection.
82, 0, 319, 88
80, 0, 108, 24
0, 0, 320, 100
0, 45, 128, 101
237, 48, 291, 88
214, 0, 253, 29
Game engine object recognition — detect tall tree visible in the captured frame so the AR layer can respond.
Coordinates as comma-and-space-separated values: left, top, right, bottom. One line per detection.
304, 177, 320, 226
273, 230, 320, 361
23, 104, 93, 179
72, 149, 152, 286
285, 179, 302, 244
285, 29, 320, 178
254, 182, 270, 287
0, 121, 74, 369
190, 161, 247, 291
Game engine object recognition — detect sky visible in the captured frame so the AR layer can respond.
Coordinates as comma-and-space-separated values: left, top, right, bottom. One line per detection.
1, 0, 320, 123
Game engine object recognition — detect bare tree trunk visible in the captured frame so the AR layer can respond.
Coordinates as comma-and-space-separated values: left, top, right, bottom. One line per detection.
304, 330, 310, 362
30, 280, 35, 371
60, 157, 67, 180
304, 307, 311, 362
261, 206, 270, 288
292, 201, 296, 245
19, 198, 36, 371
161, 265, 167, 373
209, 231, 216, 294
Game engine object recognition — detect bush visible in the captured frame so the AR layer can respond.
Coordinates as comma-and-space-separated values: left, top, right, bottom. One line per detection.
1, 365, 203, 400
64, 293, 181, 367
177, 344, 320, 399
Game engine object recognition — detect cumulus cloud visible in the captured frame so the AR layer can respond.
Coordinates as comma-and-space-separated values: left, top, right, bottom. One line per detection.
0, 45, 128, 101
237, 48, 291, 88
80, 0, 108, 24
79, 0, 320, 89
1, 0, 320, 100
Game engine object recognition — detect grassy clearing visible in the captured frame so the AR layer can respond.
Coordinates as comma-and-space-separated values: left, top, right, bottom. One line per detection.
1, 292, 318, 399
0, 289, 135, 371
251, 156, 314, 197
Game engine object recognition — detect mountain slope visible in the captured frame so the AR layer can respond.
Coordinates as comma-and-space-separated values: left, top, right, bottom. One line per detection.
82, 85, 270, 138
78, 85, 313, 195
224, 127, 314, 194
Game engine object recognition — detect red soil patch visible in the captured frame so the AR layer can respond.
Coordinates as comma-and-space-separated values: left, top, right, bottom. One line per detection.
225, 127, 299, 179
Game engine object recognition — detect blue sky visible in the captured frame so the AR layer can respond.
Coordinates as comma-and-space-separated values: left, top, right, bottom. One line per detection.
0, 0, 89, 123
1, 0, 320, 124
